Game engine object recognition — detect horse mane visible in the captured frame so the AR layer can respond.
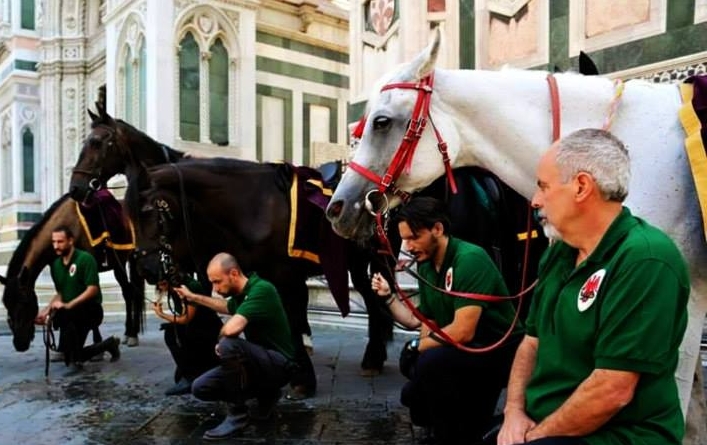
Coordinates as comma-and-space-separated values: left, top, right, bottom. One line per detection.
5, 193, 72, 277
113, 118, 184, 163
147, 158, 294, 192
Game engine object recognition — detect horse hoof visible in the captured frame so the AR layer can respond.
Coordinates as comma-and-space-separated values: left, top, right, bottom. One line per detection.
360, 367, 382, 377
125, 336, 139, 347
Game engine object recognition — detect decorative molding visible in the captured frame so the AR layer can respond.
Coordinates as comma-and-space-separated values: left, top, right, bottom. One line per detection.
569, 0, 667, 57
475, 0, 549, 69
486, 0, 531, 18
609, 51, 707, 83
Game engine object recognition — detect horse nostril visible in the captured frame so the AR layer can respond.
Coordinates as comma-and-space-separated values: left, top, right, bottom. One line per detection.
326, 200, 343, 219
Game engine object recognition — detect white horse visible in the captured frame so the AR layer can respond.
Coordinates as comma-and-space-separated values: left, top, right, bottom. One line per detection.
326, 29, 707, 441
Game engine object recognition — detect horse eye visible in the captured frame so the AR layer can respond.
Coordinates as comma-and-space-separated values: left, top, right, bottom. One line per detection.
372, 116, 391, 131
141, 204, 154, 212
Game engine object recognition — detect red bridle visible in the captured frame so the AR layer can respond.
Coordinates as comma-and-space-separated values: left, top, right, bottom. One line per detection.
348, 71, 457, 203
356, 74, 564, 354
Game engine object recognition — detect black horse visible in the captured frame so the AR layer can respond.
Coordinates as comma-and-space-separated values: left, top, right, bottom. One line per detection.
0, 194, 145, 352
68, 109, 395, 398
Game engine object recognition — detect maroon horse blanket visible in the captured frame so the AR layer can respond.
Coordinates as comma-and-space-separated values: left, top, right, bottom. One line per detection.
289, 166, 351, 316
75, 189, 135, 250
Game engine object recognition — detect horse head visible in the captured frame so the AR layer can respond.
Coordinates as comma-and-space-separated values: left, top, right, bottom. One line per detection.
126, 167, 191, 285
70, 103, 185, 203
1, 267, 38, 351
326, 28, 461, 242
70, 102, 127, 202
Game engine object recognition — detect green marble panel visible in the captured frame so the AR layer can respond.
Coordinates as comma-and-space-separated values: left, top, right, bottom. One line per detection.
15, 60, 37, 71
667, 0, 695, 31
348, 100, 366, 124
18, 212, 41, 223
256, 56, 348, 89
459, 0, 475, 69
257, 31, 348, 64
550, 0, 568, 20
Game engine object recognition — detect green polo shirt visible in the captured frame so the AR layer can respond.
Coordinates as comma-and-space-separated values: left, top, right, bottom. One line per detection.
417, 237, 523, 345
525, 207, 688, 445
226, 273, 294, 360
50, 248, 102, 304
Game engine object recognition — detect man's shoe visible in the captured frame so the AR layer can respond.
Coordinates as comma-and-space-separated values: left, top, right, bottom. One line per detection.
203, 411, 248, 440
165, 378, 191, 396
285, 384, 314, 401
50, 351, 64, 362
251, 389, 282, 420
106, 336, 120, 362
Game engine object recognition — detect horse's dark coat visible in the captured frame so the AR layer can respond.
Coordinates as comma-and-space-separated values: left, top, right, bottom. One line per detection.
1, 193, 145, 352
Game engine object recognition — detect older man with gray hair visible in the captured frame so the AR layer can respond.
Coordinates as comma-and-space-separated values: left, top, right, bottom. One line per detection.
498, 129, 689, 445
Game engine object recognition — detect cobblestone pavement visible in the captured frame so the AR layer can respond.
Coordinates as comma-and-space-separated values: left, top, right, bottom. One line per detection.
0, 318, 420, 445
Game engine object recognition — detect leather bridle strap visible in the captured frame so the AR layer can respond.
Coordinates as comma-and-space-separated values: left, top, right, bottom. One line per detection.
546, 74, 561, 140
348, 71, 457, 201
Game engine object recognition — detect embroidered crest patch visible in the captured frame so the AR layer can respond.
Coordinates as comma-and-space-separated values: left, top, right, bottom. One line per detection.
69, 264, 77, 277
445, 267, 453, 291
578, 269, 605, 312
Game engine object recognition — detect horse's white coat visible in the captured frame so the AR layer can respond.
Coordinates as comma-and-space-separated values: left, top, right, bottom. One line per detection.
329, 34, 707, 420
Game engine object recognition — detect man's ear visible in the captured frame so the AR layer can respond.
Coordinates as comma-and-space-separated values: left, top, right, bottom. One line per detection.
432, 221, 444, 236
575, 172, 594, 201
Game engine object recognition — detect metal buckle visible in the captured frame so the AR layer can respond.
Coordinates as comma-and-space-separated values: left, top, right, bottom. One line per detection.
364, 189, 389, 216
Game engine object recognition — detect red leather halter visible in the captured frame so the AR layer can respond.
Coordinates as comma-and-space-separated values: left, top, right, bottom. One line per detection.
363, 73, 564, 354
348, 71, 457, 202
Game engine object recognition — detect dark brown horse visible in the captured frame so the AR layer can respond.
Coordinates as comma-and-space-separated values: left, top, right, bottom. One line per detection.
68, 109, 395, 398
0, 194, 145, 352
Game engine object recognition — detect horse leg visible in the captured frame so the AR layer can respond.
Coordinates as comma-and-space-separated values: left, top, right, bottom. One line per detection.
276, 272, 316, 399
348, 243, 392, 376
112, 257, 140, 347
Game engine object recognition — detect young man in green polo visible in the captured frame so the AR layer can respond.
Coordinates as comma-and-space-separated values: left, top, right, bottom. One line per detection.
35, 225, 120, 366
176, 252, 295, 441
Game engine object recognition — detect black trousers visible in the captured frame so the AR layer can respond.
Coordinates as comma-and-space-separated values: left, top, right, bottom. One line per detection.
192, 337, 293, 407
52, 302, 103, 364
401, 338, 519, 445
163, 321, 222, 382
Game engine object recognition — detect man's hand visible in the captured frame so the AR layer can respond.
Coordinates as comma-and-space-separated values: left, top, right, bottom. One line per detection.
152, 302, 164, 317
50, 300, 65, 310
371, 272, 391, 297
34, 309, 49, 325
174, 285, 195, 302
497, 407, 537, 445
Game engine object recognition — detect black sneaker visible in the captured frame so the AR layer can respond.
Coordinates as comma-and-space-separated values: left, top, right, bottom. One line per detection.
107, 336, 121, 362
165, 378, 192, 396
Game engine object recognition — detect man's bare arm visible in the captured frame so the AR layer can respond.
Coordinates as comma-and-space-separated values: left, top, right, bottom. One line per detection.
498, 335, 539, 445
525, 368, 639, 440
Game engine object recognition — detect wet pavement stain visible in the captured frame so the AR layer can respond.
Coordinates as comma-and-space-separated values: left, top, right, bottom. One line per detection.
0, 320, 420, 444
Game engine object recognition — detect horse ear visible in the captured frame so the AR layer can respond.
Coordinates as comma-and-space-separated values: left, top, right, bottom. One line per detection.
406, 26, 441, 80
87, 108, 99, 122
95, 101, 117, 126
579, 51, 599, 76
0, 274, 6, 285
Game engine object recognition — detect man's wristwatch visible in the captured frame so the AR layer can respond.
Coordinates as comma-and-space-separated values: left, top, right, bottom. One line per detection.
408, 337, 420, 351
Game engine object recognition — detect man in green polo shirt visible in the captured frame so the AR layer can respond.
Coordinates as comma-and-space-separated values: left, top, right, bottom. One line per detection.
498, 129, 689, 445
35, 225, 120, 366
176, 252, 295, 441
371, 197, 523, 444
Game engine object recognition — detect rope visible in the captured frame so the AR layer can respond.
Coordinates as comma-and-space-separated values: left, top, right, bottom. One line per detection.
43, 310, 57, 378
603, 79, 625, 131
